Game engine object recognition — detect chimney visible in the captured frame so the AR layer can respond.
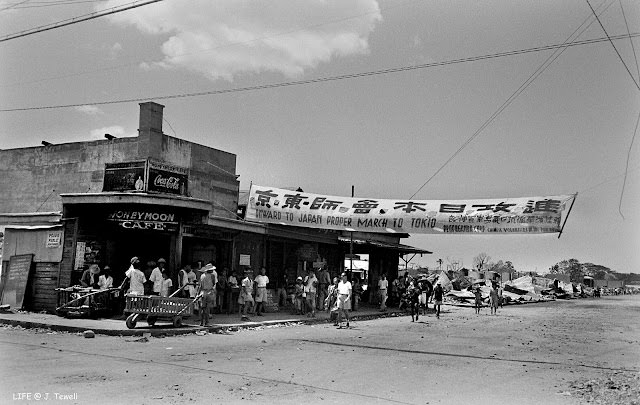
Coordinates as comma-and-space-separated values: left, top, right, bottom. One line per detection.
138, 102, 164, 136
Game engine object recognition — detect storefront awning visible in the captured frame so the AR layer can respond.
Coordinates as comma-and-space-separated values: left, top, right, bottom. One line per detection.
61, 192, 212, 212
338, 236, 431, 255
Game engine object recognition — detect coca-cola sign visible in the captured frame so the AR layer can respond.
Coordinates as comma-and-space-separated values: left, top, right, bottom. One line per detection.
147, 160, 188, 195
153, 174, 181, 190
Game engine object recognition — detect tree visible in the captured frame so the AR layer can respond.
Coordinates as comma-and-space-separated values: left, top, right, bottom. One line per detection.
473, 253, 491, 271
551, 258, 583, 283
446, 257, 462, 272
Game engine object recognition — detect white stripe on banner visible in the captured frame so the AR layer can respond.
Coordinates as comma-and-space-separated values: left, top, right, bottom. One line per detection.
245, 185, 576, 235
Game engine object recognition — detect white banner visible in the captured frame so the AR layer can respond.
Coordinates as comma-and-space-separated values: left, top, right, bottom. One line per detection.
245, 185, 575, 235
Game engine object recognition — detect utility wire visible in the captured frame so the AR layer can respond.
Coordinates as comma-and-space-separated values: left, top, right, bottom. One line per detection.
163, 117, 177, 137
586, 0, 640, 91
1, 0, 413, 88
11, 0, 107, 9
409, 0, 616, 199
36, 189, 56, 212
579, 164, 640, 194
0, 0, 164, 42
1, 32, 638, 113
617, 0, 640, 219
0, 0, 30, 12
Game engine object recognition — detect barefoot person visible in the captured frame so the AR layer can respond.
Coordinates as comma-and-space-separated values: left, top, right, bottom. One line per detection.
474, 287, 482, 315
489, 282, 499, 315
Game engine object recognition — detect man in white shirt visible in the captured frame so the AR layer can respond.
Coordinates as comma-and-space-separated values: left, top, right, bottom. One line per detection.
253, 267, 269, 316
126, 260, 146, 296
149, 258, 166, 296
378, 273, 389, 311
336, 272, 352, 328
304, 270, 318, 318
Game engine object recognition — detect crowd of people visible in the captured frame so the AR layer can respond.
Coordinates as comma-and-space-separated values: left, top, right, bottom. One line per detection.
77, 258, 517, 326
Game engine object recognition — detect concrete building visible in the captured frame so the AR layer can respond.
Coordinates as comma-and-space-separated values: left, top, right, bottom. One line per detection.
0, 102, 428, 312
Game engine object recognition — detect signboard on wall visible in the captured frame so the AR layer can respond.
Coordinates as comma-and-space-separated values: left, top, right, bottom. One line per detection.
147, 160, 188, 196
1, 254, 34, 309
46, 231, 62, 248
103, 161, 146, 192
102, 159, 189, 196
106, 210, 179, 232
239, 254, 251, 266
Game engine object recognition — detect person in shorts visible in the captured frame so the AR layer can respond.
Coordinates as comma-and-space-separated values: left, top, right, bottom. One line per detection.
197, 264, 216, 326
474, 287, 483, 315
336, 273, 352, 328
239, 270, 254, 321
433, 281, 444, 318
254, 267, 269, 316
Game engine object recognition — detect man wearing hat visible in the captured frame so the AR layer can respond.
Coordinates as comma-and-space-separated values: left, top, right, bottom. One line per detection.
149, 258, 166, 296
81, 264, 101, 289
197, 263, 217, 326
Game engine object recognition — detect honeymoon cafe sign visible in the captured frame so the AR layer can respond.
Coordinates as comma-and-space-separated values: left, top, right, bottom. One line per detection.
245, 185, 576, 235
107, 210, 179, 232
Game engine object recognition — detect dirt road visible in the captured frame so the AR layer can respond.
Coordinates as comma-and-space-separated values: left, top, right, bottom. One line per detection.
1, 295, 638, 405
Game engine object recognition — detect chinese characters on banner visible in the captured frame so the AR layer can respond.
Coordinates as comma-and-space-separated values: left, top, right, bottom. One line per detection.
245, 185, 576, 235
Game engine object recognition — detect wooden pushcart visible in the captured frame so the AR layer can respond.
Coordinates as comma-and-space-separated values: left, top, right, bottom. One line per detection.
124, 289, 199, 329
56, 287, 120, 318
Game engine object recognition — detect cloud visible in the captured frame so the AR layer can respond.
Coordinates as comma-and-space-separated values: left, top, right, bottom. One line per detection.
101, 0, 382, 81
89, 126, 132, 140
109, 42, 123, 59
75, 105, 103, 115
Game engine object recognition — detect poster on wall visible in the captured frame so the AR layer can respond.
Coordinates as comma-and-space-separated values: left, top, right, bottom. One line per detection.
74, 242, 86, 270
46, 231, 62, 248
245, 185, 576, 235
239, 254, 251, 266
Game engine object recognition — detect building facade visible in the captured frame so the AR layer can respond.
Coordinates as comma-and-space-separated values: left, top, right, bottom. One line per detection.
0, 102, 428, 312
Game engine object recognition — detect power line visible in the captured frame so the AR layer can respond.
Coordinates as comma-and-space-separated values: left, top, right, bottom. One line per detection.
11, 0, 108, 9
1, 0, 413, 88
0, 0, 164, 42
579, 163, 640, 194
586, 0, 640, 91
0, 0, 30, 12
1, 32, 638, 113
408, 0, 617, 199
617, 0, 640, 219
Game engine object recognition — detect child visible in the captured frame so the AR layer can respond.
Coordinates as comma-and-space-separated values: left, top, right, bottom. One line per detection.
160, 270, 173, 297
474, 287, 482, 314
239, 270, 254, 321
294, 277, 305, 315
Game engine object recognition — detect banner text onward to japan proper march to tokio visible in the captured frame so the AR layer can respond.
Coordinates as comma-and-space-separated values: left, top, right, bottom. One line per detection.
245, 185, 576, 235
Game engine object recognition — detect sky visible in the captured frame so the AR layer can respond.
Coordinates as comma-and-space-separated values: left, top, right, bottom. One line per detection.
1, 0, 639, 274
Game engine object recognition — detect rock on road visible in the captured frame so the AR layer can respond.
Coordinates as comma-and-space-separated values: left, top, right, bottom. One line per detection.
1, 295, 639, 405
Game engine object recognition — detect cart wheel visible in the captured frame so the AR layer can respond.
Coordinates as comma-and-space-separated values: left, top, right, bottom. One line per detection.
147, 316, 157, 326
172, 316, 182, 328
125, 314, 137, 329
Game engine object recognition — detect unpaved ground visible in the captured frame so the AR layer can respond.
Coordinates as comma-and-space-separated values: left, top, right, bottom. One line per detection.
1, 295, 638, 405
